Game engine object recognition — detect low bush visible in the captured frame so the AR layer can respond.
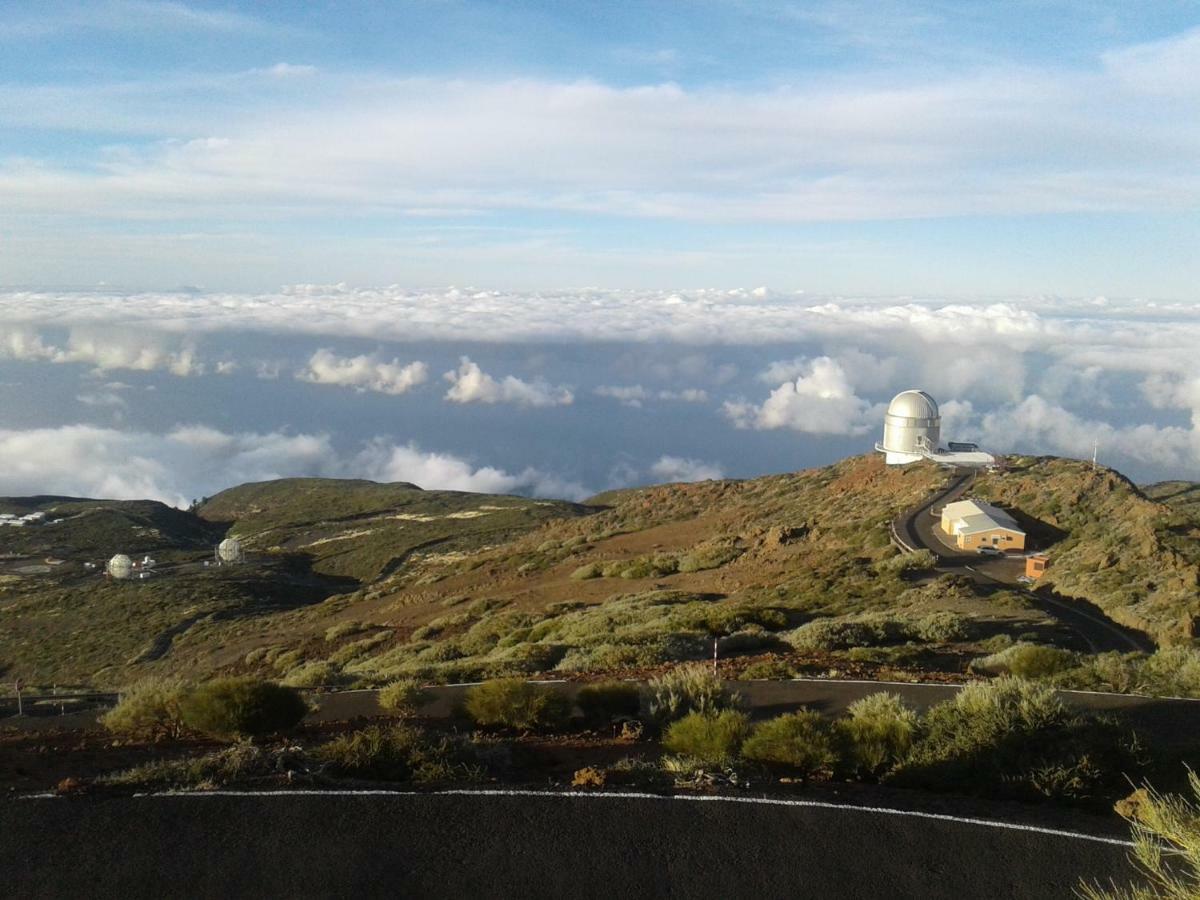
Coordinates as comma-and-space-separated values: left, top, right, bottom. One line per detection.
677, 541, 744, 574
913, 611, 972, 643
378, 679, 430, 717
890, 677, 1140, 800
576, 681, 642, 725
463, 678, 572, 731
102, 741, 264, 789
1078, 771, 1200, 900
646, 664, 739, 723
662, 710, 750, 766
570, 563, 603, 581
324, 621, 365, 642
179, 678, 309, 739
969, 643, 1078, 679
101, 676, 190, 740
836, 692, 919, 778
741, 711, 837, 777
281, 661, 340, 689
317, 724, 475, 783
737, 659, 796, 680
786, 615, 903, 651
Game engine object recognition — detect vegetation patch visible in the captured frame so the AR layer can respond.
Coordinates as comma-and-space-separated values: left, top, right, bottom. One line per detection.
179, 678, 308, 739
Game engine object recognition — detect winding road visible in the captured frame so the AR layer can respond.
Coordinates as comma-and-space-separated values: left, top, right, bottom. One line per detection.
892, 472, 1153, 654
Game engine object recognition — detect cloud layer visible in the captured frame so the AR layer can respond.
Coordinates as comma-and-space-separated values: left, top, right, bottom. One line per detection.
0, 424, 589, 507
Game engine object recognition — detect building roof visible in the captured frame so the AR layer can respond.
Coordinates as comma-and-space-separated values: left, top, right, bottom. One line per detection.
943, 498, 1024, 536
886, 390, 939, 421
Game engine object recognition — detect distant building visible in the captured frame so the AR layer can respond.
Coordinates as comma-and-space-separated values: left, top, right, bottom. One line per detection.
940, 499, 1026, 552
1025, 554, 1049, 579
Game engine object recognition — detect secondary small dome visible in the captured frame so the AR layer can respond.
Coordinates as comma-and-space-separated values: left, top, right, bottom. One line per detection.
216, 537, 243, 564
106, 554, 133, 580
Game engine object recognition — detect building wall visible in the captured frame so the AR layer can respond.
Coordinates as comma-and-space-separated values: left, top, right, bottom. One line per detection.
956, 529, 1026, 551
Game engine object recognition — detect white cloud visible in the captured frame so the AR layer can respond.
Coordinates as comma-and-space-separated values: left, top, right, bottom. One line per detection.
357, 441, 586, 500
2, 43, 1199, 225
648, 455, 723, 483
595, 384, 709, 408
0, 324, 206, 376
443, 356, 573, 407
298, 349, 428, 396
725, 356, 877, 434
0, 424, 590, 507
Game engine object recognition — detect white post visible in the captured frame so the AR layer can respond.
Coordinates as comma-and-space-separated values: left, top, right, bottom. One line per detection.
712, 637, 718, 676
14, 679, 23, 717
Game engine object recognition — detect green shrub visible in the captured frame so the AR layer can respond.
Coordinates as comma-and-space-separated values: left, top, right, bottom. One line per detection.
102, 741, 264, 789
101, 676, 190, 740
913, 611, 972, 643
891, 677, 1139, 800
738, 659, 796, 680
463, 678, 572, 731
570, 562, 603, 581
576, 681, 642, 724
876, 549, 938, 576
179, 678, 309, 739
378, 679, 430, 717
317, 724, 472, 782
969, 642, 1078, 679
662, 710, 750, 766
742, 711, 837, 776
837, 692, 919, 777
786, 615, 900, 651
677, 541, 744, 573
646, 664, 739, 723
281, 661, 340, 688
1136, 647, 1200, 698
324, 621, 365, 642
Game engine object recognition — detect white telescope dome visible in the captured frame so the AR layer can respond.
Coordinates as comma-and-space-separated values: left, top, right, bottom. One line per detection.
877, 389, 941, 465
107, 554, 134, 580
217, 538, 242, 563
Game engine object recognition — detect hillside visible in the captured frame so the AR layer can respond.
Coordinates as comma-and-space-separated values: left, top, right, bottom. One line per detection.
137, 456, 1076, 688
0, 480, 587, 687
4, 457, 1197, 690
975, 459, 1200, 643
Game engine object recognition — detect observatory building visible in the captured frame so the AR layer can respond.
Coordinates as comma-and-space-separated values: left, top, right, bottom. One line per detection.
106, 554, 133, 580
216, 537, 244, 565
875, 389, 995, 468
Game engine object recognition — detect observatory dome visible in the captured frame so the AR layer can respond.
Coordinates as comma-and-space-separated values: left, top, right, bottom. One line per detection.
217, 537, 242, 563
107, 554, 133, 580
877, 390, 941, 465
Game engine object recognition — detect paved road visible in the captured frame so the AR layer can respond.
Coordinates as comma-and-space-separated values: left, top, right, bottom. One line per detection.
893, 472, 1152, 654
1, 792, 1139, 899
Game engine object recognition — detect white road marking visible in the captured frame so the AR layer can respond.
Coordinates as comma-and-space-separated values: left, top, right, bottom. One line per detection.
104, 787, 1133, 848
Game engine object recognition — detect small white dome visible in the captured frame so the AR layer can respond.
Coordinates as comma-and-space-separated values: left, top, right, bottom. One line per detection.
886, 390, 939, 421
217, 538, 242, 563
107, 554, 133, 579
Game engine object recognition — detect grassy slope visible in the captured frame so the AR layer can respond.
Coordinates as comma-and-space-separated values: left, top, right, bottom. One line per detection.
0, 481, 588, 687
231, 456, 1063, 687
197, 478, 589, 582
6, 459, 1196, 689
975, 458, 1200, 643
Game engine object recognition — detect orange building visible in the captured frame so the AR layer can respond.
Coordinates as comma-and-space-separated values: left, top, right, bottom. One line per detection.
1025, 554, 1049, 579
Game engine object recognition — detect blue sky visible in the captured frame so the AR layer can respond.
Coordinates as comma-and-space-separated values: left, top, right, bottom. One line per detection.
0, 0, 1197, 294
0, 3, 1198, 503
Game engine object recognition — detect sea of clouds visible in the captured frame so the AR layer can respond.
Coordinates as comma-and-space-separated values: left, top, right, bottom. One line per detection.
0, 287, 1197, 505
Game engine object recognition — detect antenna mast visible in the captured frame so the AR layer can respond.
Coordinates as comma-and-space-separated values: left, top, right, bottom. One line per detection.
1092, 440, 1098, 471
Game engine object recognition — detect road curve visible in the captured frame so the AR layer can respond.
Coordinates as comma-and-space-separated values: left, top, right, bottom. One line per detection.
3, 792, 1138, 899
892, 472, 1150, 654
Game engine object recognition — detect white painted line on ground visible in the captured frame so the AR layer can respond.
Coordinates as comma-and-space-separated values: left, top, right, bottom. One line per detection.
114, 787, 1133, 848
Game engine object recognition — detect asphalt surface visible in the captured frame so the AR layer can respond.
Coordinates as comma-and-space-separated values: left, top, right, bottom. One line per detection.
893, 472, 1152, 654
0, 792, 1139, 899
